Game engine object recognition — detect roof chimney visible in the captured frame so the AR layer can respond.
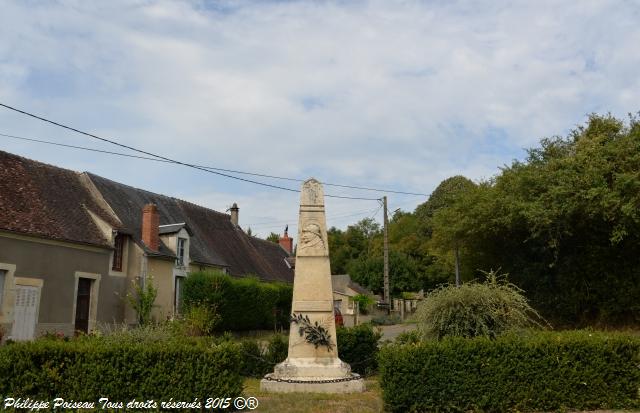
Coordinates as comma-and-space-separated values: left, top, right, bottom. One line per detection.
142, 203, 159, 251
230, 203, 239, 226
279, 225, 293, 255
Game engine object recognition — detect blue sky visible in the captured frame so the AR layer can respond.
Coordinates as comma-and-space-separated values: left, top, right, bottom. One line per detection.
1, 0, 639, 238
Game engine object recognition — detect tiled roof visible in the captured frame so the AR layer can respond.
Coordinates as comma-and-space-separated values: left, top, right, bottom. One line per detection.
0, 149, 293, 283
88, 173, 294, 283
0, 150, 118, 247
159, 223, 191, 235
332, 274, 371, 296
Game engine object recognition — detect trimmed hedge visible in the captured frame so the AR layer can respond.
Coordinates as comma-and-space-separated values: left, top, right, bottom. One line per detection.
379, 331, 640, 412
336, 324, 382, 375
238, 334, 288, 377
0, 339, 243, 401
183, 271, 293, 332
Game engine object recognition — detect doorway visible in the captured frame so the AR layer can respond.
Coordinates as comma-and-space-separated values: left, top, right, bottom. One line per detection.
11, 285, 41, 340
75, 278, 92, 334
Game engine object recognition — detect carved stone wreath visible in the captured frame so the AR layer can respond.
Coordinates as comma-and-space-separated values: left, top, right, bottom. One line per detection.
290, 313, 334, 351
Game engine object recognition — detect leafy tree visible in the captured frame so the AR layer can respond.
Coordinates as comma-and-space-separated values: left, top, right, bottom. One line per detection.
265, 232, 280, 243
428, 114, 640, 326
348, 249, 424, 295
417, 176, 477, 286
328, 218, 382, 274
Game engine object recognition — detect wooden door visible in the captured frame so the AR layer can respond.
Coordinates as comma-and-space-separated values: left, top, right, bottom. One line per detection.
75, 278, 91, 334
11, 285, 40, 340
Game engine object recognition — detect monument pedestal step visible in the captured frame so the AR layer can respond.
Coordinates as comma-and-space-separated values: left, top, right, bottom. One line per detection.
260, 373, 366, 393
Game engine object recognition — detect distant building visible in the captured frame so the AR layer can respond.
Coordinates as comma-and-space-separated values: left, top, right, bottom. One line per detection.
332, 274, 371, 326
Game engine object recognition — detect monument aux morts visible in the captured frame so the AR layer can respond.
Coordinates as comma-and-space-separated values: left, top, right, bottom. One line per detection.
261, 179, 365, 393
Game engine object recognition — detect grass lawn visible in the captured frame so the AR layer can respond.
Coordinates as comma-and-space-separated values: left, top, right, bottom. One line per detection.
242, 377, 384, 413
243, 376, 640, 413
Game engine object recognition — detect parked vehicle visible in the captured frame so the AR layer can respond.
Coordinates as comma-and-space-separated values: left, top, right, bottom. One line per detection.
334, 307, 344, 327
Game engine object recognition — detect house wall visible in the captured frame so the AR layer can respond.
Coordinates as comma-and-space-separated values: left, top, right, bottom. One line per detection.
147, 257, 175, 322
124, 241, 144, 324
0, 233, 126, 338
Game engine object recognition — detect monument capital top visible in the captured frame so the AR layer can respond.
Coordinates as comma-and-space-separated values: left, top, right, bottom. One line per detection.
300, 178, 324, 206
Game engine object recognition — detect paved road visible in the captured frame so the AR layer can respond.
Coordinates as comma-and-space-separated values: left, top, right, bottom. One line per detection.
377, 323, 417, 342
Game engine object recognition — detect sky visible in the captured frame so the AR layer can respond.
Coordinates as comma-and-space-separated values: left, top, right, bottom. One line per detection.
1, 0, 639, 238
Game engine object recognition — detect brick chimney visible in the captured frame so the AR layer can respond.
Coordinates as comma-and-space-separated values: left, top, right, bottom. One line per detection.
279, 225, 293, 255
142, 203, 159, 251
230, 202, 239, 226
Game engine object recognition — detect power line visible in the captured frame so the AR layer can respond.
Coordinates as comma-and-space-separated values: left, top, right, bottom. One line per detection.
0, 102, 428, 197
0, 129, 425, 197
248, 207, 381, 230
247, 207, 377, 227
0, 103, 381, 201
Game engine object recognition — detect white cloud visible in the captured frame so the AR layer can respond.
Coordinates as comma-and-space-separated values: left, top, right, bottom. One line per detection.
0, 0, 639, 236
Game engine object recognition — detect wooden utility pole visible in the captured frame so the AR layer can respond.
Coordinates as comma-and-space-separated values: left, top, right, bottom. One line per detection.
383, 196, 390, 309
454, 246, 460, 287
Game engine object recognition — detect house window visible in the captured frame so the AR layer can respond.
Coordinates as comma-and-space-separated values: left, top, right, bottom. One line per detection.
0, 270, 6, 307
177, 238, 186, 266
174, 275, 185, 314
112, 234, 124, 271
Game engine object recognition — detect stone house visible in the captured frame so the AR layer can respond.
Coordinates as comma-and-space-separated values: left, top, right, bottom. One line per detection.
332, 274, 371, 327
0, 150, 293, 340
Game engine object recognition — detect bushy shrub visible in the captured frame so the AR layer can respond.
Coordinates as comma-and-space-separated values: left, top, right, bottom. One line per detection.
182, 271, 292, 332
415, 270, 544, 339
371, 314, 401, 326
0, 339, 243, 401
336, 324, 382, 375
237, 326, 381, 377
238, 334, 288, 377
180, 304, 221, 336
394, 329, 421, 345
379, 331, 640, 413
126, 276, 158, 325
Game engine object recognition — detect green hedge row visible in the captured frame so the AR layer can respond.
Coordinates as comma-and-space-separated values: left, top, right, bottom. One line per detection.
379, 331, 640, 412
0, 339, 243, 402
337, 324, 382, 375
182, 271, 293, 332
238, 334, 289, 377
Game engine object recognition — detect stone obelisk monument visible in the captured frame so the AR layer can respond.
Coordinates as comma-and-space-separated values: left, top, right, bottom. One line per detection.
261, 179, 365, 393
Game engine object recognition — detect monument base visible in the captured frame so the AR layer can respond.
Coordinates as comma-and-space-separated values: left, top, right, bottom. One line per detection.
260, 358, 366, 393
260, 373, 365, 393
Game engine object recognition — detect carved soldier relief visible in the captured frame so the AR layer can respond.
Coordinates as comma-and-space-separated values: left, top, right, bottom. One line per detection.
298, 179, 328, 256
299, 222, 326, 255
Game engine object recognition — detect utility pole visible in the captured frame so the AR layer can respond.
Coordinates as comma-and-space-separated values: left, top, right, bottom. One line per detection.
383, 196, 390, 310
454, 245, 460, 287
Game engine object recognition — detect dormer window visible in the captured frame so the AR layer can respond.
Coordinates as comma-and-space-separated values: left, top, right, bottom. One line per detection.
177, 237, 187, 266
112, 234, 125, 271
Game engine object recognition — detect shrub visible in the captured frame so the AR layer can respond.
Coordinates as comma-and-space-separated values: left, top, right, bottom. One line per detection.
0, 339, 243, 401
371, 314, 401, 326
181, 304, 221, 336
336, 324, 382, 375
395, 329, 421, 345
182, 271, 292, 332
238, 326, 381, 377
415, 270, 544, 340
379, 331, 640, 413
238, 334, 288, 377
127, 276, 158, 326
